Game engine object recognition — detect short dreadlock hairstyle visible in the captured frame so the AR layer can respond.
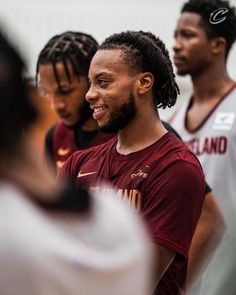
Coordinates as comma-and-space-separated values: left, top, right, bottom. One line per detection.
0, 31, 37, 154
36, 31, 99, 89
182, 0, 236, 58
99, 31, 179, 109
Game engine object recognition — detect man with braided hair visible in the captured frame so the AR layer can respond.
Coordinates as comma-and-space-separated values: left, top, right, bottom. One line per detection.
36, 31, 114, 172
59, 30, 206, 294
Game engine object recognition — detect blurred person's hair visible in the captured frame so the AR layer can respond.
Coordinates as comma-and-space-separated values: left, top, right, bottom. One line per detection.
0, 32, 38, 154
181, 0, 236, 58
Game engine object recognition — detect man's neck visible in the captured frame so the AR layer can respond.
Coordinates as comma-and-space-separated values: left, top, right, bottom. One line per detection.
191, 64, 234, 103
185, 66, 235, 130
116, 111, 167, 155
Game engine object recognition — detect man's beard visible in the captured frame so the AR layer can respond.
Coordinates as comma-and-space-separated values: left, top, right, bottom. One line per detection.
176, 61, 209, 77
175, 65, 190, 76
176, 69, 188, 76
99, 92, 137, 133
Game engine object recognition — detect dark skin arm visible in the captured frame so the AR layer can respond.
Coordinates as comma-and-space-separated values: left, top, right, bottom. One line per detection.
186, 191, 226, 291
152, 244, 176, 290
163, 121, 226, 290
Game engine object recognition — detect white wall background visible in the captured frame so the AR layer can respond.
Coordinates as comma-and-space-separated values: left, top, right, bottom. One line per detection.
1, 0, 236, 119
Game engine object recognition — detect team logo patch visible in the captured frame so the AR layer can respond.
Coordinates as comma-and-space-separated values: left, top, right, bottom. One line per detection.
209, 8, 228, 24
213, 112, 235, 131
131, 166, 150, 179
77, 171, 97, 178
56, 160, 65, 170
58, 147, 71, 156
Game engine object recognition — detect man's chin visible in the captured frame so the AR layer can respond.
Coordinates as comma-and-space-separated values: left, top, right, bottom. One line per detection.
176, 69, 189, 76
62, 120, 77, 129
98, 121, 119, 133
98, 125, 116, 134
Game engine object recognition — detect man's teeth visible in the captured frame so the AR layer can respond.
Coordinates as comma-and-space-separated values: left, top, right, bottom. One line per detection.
94, 106, 107, 113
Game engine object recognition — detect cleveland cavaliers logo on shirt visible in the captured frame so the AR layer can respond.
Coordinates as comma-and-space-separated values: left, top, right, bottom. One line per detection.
58, 147, 71, 156
131, 166, 150, 179
213, 112, 235, 131
56, 160, 65, 171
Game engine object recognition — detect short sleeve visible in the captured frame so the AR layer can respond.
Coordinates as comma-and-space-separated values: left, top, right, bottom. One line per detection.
142, 160, 205, 257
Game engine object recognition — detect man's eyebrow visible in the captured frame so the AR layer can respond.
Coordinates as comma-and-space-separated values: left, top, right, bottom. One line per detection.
58, 83, 71, 87
94, 72, 112, 79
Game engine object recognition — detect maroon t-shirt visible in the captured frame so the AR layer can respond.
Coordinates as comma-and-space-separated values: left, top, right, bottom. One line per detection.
52, 122, 114, 171
59, 132, 205, 294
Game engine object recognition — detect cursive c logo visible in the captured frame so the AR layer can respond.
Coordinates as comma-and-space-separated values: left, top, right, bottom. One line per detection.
209, 8, 228, 24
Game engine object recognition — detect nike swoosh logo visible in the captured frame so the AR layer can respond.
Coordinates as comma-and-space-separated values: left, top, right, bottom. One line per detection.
58, 147, 70, 156
77, 171, 97, 178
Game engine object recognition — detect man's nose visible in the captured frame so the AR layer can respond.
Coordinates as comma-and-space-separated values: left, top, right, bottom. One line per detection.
173, 37, 182, 53
50, 95, 66, 110
85, 85, 98, 102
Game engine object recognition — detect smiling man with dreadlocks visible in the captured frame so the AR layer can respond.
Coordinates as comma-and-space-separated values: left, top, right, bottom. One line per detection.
36, 31, 114, 172
59, 30, 206, 294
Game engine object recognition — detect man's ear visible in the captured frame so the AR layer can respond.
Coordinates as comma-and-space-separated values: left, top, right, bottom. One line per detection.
210, 37, 226, 55
136, 72, 154, 96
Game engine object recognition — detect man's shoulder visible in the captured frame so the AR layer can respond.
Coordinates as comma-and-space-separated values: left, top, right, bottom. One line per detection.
151, 132, 202, 171
46, 122, 72, 142
60, 136, 117, 180
166, 133, 201, 164
157, 132, 189, 155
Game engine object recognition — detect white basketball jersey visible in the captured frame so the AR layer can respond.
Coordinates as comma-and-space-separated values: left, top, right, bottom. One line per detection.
171, 85, 236, 224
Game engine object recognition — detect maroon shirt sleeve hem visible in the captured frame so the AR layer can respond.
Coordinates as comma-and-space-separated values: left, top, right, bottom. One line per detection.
152, 235, 188, 258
